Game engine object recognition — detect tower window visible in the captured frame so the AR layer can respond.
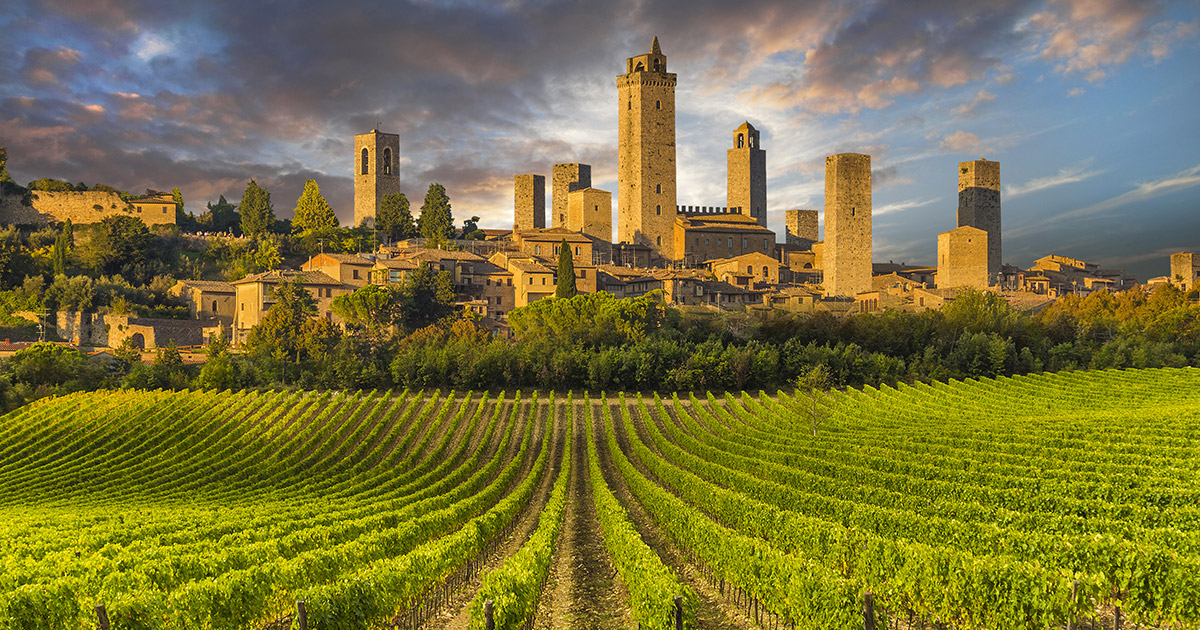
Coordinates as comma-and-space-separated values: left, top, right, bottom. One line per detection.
655, 204, 661, 215
656, 100, 661, 110
654, 59, 661, 71
594, 204, 598, 212
211, 300, 218, 313
656, 236, 661, 246
383, 148, 392, 175
628, 101, 631, 110
656, 184, 661, 194
361, 148, 368, 175
738, 134, 744, 148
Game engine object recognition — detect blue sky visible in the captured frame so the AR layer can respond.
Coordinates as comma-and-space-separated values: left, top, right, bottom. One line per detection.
1, 0, 1197, 280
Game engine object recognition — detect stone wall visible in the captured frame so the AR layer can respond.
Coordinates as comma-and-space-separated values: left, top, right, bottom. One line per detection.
937, 226, 988, 289
785, 209, 818, 249
552, 164, 590, 228
957, 159, 1001, 279
823, 153, 872, 297
727, 123, 767, 227
514, 174, 546, 231
56, 311, 208, 348
1, 190, 176, 226
1171, 252, 1199, 291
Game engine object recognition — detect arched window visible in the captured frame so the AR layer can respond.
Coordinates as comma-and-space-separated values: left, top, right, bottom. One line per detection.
763, 266, 769, 278
361, 148, 369, 175
383, 148, 392, 175
655, 204, 661, 215
628, 101, 632, 110
211, 300, 218, 313
656, 236, 662, 246
656, 184, 661, 194
655, 100, 661, 110
653, 59, 661, 71
749, 136, 755, 148
738, 134, 744, 148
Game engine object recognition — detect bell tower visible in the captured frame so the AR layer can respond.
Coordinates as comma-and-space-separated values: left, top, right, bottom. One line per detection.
617, 36, 677, 262
727, 121, 767, 228
354, 129, 401, 228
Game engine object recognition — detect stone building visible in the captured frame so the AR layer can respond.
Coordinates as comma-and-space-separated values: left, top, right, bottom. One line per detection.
56, 311, 212, 349
936, 226, 989, 289
617, 36, 677, 262
727, 122, 767, 228
1170, 252, 1199, 291
707, 251, 782, 285
552, 164, 590, 228
354, 129, 401, 228
673, 213, 775, 267
169, 280, 235, 324
785, 209, 818, 249
488, 252, 555, 308
302, 253, 374, 287
232, 270, 352, 343
823, 153, 872, 297
566, 187, 613, 249
514, 174, 546, 231
957, 158, 1001, 279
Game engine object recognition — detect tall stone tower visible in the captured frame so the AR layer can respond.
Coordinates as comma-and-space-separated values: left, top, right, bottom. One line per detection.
785, 209, 818, 249
514, 174, 545, 231
937, 225, 988, 289
354, 130, 401, 228
552, 164, 591, 228
957, 158, 1001, 280
823, 153, 872, 297
727, 122, 766, 228
567, 187, 612, 245
617, 36, 677, 262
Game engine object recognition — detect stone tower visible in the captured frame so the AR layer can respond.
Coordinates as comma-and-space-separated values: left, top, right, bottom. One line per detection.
823, 153, 872, 297
937, 225, 988, 289
552, 164, 591, 228
567, 187, 612, 245
957, 158, 1001, 280
727, 122, 767, 228
354, 130, 401, 229
785, 209, 818, 249
617, 36, 677, 262
514, 174, 545, 231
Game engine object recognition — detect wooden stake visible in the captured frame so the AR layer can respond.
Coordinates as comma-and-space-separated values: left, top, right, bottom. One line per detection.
485, 599, 495, 630
95, 604, 110, 630
296, 601, 308, 630
863, 592, 876, 630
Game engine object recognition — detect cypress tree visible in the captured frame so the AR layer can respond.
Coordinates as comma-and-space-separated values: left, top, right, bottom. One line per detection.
239, 180, 274, 238
556, 238, 577, 299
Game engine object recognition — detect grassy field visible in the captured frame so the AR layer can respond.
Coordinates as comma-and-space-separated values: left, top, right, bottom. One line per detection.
0, 368, 1197, 630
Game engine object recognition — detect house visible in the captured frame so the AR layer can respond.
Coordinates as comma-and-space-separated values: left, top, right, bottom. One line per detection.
302, 253, 374, 288
169, 279, 236, 324
231, 270, 352, 343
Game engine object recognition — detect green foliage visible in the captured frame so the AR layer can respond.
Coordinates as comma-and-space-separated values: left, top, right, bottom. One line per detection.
25, 178, 77, 192
81, 215, 151, 277
460, 215, 485, 240
51, 219, 72, 276
418, 183, 453, 247
509, 291, 665, 347
0, 146, 11, 184
200, 195, 240, 234
238, 180, 274, 239
292, 179, 339, 248
0, 227, 33, 291
555, 239, 577, 299
375, 193, 415, 242
399, 261, 457, 331
331, 283, 403, 340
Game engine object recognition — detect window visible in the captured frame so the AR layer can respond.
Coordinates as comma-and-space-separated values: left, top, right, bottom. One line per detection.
486, 278, 491, 286
574, 246, 580, 255
763, 238, 768, 249
497, 296, 502, 306
535, 245, 541, 255
747, 265, 753, 274
656, 236, 661, 246
705, 238, 710, 246
241, 303, 244, 311
507, 278, 512, 286
136, 206, 142, 212
763, 266, 769, 278
528, 277, 533, 285
580, 270, 587, 279
163, 207, 168, 213
655, 204, 661, 215
656, 100, 661, 109
728, 237, 733, 248
211, 300, 218, 313
654, 58, 661, 71
656, 184, 661, 194
628, 101, 631, 110
738, 133, 744, 148
382, 148, 392, 175
361, 148, 369, 174
542, 277, 547, 285
743, 237, 748, 249
352, 269, 360, 280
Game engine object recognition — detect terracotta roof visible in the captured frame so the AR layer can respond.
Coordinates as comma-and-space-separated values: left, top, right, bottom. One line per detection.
406, 249, 485, 263
508, 259, 552, 273
176, 279, 235, 293
309, 253, 373, 266
373, 259, 419, 269
516, 227, 594, 243
232, 269, 343, 286
473, 261, 513, 276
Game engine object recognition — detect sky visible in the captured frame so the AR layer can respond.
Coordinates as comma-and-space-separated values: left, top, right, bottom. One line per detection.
1, 0, 1198, 281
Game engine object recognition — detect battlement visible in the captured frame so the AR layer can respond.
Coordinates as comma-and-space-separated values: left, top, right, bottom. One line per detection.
678, 205, 739, 216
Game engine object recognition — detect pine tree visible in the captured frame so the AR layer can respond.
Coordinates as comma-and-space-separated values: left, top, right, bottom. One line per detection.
293, 179, 339, 237
556, 238, 577, 299
376, 192, 415, 242
419, 183, 453, 247
239, 180, 274, 238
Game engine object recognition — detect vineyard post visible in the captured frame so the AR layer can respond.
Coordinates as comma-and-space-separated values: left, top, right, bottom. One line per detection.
675, 595, 683, 630
863, 591, 876, 630
1067, 580, 1079, 630
485, 599, 495, 630
95, 604, 110, 630
297, 600, 308, 630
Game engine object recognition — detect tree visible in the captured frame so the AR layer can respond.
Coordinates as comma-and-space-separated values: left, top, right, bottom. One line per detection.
0, 146, 12, 184
794, 364, 831, 436
26, 178, 76, 192
239, 180, 274, 239
171, 187, 197, 231
82, 215, 150, 276
556, 239, 577, 299
0, 227, 32, 291
461, 216, 485, 240
376, 192, 416, 242
201, 195, 241, 234
418, 183, 453, 247
400, 261, 457, 330
332, 283, 404, 340
292, 179, 339, 247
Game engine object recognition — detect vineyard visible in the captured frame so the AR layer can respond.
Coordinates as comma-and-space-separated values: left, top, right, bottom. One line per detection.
0, 367, 1198, 630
